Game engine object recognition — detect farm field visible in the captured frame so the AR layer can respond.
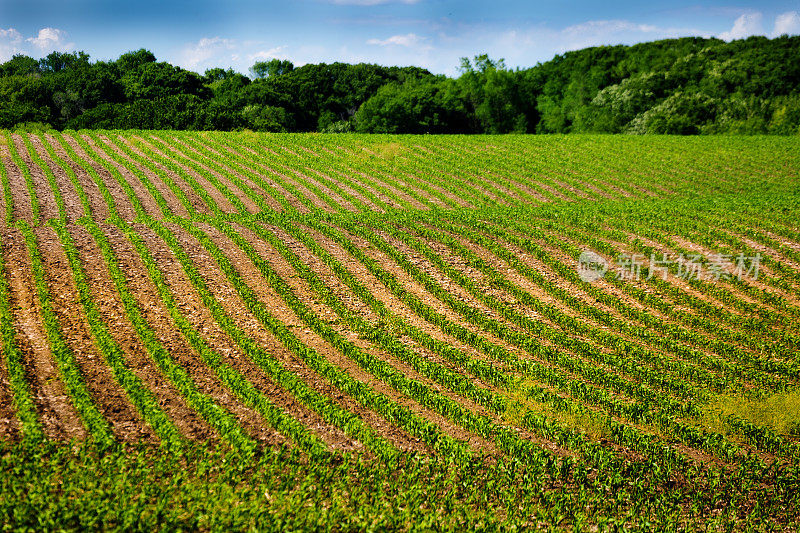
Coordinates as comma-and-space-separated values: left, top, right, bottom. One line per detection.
0, 131, 799, 530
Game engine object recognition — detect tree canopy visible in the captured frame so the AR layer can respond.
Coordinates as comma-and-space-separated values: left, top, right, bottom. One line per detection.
1, 35, 798, 134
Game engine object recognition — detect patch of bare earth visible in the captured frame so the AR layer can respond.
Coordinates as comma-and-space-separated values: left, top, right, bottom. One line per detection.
131, 136, 241, 215
91, 135, 190, 219
0, 324, 20, 440
112, 222, 290, 447
42, 134, 112, 222
112, 221, 358, 451
36, 226, 155, 443
114, 136, 215, 217
173, 136, 286, 212
12, 135, 60, 222
2, 229, 86, 441
143, 221, 423, 453
78, 223, 215, 442
29, 136, 84, 222
3, 145, 36, 225
59, 135, 139, 223
183, 220, 496, 455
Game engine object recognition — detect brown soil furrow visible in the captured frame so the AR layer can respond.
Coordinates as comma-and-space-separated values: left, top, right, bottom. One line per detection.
178, 220, 490, 454
59, 135, 139, 223
114, 136, 215, 217
703, 230, 800, 307
437, 224, 619, 324
440, 226, 743, 393
304, 168, 383, 212
130, 135, 240, 215
535, 224, 732, 318
36, 226, 155, 443
409, 227, 684, 399
0, 336, 20, 440
2, 229, 86, 440
79, 135, 165, 220
479, 224, 675, 323
531, 168, 618, 199
249, 223, 381, 325
77, 223, 215, 442
174, 135, 286, 212
12, 135, 60, 222
217, 144, 310, 212
217, 143, 332, 212
486, 173, 551, 203
228, 146, 331, 211
294, 222, 505, 367
763, 229, 800, 255
513, 224, 784, 358
469, 175, 522, 206
92, 135, 191, 219
291, 169, 359, 212
291, 228, 643, 457
631, 233, 769, 317
42, 134, 112, 222
394, 174, 454, 209
2, 147, 36, 224
444, 174, 509, 207
0, 138, 8, 211
107, 223, 291, 447
511, 222, 708, 317
269, 169, 335, 212
111, 222, 356, 451
354, 171, 428, 210
374, 227, 524, 329
331, 169, 403, 210
412, 229, 575, 336
731, 230, 800, 275
140, 220, 407, 451
669, 235, 779, 293
321, 222, 575, 378
280, 221, 536, 391
29, 136, 84, 222
524, 176, 573, 202
233, 222, 503, 427
162, 135, 264, 214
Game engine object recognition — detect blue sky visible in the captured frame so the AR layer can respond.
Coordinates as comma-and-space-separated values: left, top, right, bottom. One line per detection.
2, 1, 800, 75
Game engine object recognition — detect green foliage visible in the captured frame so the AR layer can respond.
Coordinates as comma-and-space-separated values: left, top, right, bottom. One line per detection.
2, 36, 799, 133
250, 58, 294, 79
2, 130, 800, 529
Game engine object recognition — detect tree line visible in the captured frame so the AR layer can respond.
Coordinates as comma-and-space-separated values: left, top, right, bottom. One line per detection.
1, 35, 798, 134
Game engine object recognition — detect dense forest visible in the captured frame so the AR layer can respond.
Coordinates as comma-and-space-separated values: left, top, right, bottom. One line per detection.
1, 35, 799, 134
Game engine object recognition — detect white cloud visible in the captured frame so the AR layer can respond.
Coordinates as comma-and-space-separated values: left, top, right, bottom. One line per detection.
772, 11, 800, 37
0, 28, 22, 43
26, 27, 73, 52
249, 46, 289, 62
367, 33, 426, 47
181, 36, 235, 69
719, 12, 763, 41
563, 20, 660, 36
0, 28, 24, 62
